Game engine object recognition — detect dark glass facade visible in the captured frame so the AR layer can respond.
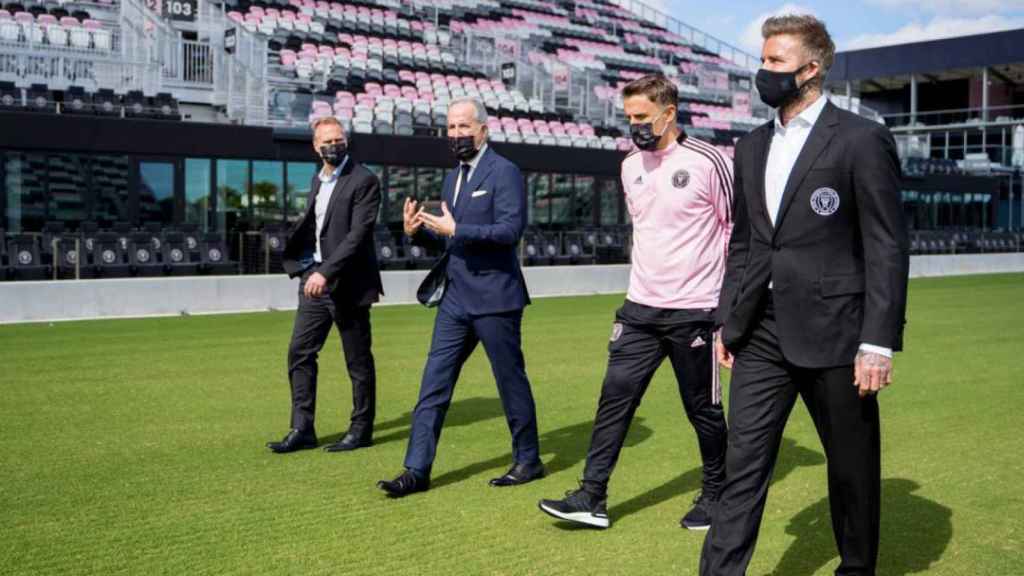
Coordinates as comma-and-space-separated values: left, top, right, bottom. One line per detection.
1, 150, 623, 233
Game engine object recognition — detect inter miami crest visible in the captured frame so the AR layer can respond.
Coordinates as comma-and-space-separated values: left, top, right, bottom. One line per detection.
672, 169, 690, 189
810, 187, 840, 216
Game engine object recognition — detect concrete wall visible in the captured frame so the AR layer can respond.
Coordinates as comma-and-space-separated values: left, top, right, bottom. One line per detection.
0, 265, 633, 324
1, 255, 1021, 324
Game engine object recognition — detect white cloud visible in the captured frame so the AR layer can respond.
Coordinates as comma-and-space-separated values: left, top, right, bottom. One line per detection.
843, 15, 1024, 50
738, 3, 816, 54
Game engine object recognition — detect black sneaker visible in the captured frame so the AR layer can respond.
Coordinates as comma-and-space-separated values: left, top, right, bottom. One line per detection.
680, 491, 716, 531
538, 486, 610, 529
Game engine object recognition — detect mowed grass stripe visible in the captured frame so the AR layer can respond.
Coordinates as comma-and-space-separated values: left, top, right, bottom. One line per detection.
1, 274, 1023, 575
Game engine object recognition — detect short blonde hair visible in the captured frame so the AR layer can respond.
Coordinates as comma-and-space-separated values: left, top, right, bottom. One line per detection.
311, 115, 345, 138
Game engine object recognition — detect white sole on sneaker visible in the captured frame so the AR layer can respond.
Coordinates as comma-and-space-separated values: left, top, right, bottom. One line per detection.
538, 502, 610, 529
682, 523, 711, 531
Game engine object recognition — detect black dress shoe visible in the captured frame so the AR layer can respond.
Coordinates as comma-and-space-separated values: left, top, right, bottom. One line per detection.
323, 431, 373, 452
377, 470, 430, 497
266, 429, 318, 454
489, 461, 545, 487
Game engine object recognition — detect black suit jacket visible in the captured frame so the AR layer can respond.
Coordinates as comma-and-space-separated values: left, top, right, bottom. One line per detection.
282, 159, 383, 308
717, 101, 910, 368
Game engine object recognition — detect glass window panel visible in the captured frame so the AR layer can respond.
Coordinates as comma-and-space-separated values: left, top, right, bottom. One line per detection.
416, 166, 444, 201
185, 158, 211, 231
573, 175, 595, 227
216, 159, 249, 232
599, 178, 622, 226
527, 172, 550, 226
138, 162, 175, 225
550, 174, 573, 225
387, 166, 416, 225
90, 155, 130, 227
47, 154, 87, 225
4, 151, 48, 232
252, 161, 284, 225
364, 164, 385, 223
286, 161, 317, 221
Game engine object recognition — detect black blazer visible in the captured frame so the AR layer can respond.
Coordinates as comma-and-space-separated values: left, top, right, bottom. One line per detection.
282, 159, 383, 308
412, 146, 530, 315
717, 101, 910, 368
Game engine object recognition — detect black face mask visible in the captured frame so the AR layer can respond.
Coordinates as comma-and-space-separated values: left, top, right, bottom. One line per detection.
319, 142, 348, 166
629, 110, 671, 151
448, 135, 478, 161
756, 63, 811, 109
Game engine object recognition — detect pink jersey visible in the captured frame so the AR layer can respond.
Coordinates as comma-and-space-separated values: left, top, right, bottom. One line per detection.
621, 135, 734, 310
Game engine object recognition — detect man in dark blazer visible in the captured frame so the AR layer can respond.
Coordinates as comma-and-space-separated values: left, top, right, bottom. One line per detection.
377, 97, 543, 497
699, 15, 909, 576
267, 116, 384, 454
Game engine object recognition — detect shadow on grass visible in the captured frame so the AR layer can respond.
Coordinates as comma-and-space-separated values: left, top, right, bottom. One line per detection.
321, 396, 507, 447
430, 417, 654, 491
761, 478, 951, 576
537, 437, 825, 531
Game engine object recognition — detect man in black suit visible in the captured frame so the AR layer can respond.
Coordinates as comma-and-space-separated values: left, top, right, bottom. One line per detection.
267, 116, 384, 454
376, 97, 543, 497
699, 15, 909, 576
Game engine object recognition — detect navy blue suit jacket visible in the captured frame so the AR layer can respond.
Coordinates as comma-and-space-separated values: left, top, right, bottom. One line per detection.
413, 146, 531, 315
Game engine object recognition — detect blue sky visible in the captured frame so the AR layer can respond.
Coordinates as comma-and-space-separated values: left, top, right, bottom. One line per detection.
647, 0, 1024, 55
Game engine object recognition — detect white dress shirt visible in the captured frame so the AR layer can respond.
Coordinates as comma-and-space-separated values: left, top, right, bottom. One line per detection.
765, 96, 891, 358
765, 94, 827, 226
452, 142, 488, 207
313, 157, 348, 263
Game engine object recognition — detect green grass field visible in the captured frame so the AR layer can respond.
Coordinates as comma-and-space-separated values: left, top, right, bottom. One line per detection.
2, 273, 1023, 575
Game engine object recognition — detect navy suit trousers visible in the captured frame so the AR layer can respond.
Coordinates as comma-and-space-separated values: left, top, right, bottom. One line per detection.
403, 279, 540, 476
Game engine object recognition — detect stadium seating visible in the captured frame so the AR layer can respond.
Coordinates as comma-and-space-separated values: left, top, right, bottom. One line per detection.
260, 224, 289, 273
129, 232, 165, 277
5, 234, 50, 280
374, 228, 406, 270
0, 0, 757, 150
907, 229, 1022, 255
162, 231, 201, 276
199, 233, 238, 275
90, 232, 132, 277
226, 0, 759, 152
0, 82, 182, 119
903, 157, 963, 176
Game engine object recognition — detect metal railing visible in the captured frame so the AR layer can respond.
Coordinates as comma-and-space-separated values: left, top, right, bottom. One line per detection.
162, 39, 215, 86
0, 47, 159, 93
50, 237, 81, 280
611, 0, 759, 70
883, 105, 1024, 129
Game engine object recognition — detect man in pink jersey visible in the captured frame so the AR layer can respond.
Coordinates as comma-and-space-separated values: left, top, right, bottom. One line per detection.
538, 74, 733, 530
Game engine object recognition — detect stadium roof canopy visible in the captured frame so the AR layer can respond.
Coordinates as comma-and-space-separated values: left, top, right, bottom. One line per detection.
827, 28, 1024, 93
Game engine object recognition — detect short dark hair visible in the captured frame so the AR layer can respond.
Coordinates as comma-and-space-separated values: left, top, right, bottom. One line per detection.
762, 14, 835, 85
622, 74, 678, 108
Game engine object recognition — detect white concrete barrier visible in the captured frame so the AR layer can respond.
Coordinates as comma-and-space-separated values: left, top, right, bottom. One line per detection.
1, 255, 1021, 324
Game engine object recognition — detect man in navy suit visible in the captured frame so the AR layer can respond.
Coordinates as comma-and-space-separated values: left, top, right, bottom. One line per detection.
377, 97, 544, 497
